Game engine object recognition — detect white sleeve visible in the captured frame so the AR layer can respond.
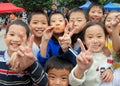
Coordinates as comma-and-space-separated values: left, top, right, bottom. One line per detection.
69, 65, 87, 86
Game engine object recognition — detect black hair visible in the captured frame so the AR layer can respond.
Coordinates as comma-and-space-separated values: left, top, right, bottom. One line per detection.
79, 22, 107, 42
49, 11, 65, 25
27, 11, 48, 24
87, 3, 104, 19
6, 20, 30, 38
52, 3, 57, 6
68, 7, 88, 21
44, 56, 73, 73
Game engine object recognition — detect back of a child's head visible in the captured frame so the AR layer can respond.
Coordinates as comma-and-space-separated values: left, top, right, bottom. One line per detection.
49, 11, 65, 25
44, 56, 73, 73
6, 19, 30, 38
27, 11, 48, 24
68, 7, 88, 21
79, 22, 107, 42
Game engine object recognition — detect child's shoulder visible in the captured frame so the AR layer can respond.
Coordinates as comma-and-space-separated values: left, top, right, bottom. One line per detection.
0, 51, 5, 56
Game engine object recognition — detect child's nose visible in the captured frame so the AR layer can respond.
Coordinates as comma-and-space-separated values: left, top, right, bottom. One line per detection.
13, 35, 21, 41
55, 79, 61, 85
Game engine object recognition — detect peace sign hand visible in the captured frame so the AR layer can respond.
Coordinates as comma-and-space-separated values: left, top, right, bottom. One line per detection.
6, 35, 35, 72
111, 13, 120, 31
58, 21, 76, 52
76, 38, 93, 71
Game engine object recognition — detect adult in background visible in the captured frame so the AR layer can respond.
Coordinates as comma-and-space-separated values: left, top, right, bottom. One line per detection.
48, 3, 57, 16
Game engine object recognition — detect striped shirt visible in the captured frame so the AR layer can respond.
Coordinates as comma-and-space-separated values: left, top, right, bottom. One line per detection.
0, 50, 48, 86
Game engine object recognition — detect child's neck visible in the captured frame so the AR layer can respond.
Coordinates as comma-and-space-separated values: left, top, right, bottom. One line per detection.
34, 36, 42, 48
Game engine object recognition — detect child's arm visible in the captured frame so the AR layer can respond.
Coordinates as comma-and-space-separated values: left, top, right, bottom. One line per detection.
40, 26, 54, 57
111, 14, 120, 52
69, 38, 93, 85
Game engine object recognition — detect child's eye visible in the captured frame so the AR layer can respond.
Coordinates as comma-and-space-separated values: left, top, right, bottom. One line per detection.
48, 75, 56, 79
98, 35, 102, 38
61, 77, 68, 80
33, 22, 38, 24
42, 22, 47, 25
51, 20, 55, 22
59, 20, 63, 22
9, 33, 14, 36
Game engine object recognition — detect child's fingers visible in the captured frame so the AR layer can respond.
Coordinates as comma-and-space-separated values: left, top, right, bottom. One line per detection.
27, 35, 34, 49
87, 41, 93, 55
45, 26, 54, 33
65, 18, 68, 25
19, 33, 26, 46
77, 38, 86, 52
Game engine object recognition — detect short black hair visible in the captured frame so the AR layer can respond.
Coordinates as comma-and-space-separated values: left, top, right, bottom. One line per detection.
27, 11, 48, 24
68, 7, 88, 21
6, 20, 30, 38
44, 56, 73, 73
49, 11, 65, 25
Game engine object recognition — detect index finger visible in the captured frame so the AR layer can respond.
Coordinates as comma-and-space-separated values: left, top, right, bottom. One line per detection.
27, 35, 34, 49
19, 33, 26, 46
87, 41, 93, 55
77, 38, 86, 52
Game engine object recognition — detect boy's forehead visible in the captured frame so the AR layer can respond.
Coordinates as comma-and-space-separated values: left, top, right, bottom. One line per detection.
70, 12, 86, 18
90, 6, 102, 11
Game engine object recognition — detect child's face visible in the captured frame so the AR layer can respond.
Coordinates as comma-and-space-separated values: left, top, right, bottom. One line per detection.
89, 6, 103, 22
69, 12, 87, 34
105, 12, 120, 34
4, 24, 27, 56
29, 14, 48, 38
48, 68, 69, 86
50, 14, 66, 34
84, 25, 106, 53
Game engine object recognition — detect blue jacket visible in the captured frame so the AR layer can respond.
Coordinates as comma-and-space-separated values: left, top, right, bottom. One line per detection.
37, 36, 81, 67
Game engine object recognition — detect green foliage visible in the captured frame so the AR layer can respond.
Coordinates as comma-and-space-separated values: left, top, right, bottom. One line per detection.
4, 0, 120, 12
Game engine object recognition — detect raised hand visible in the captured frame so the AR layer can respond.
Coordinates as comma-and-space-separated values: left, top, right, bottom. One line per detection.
58, 21, 76, 52
42, 26, 54, 42
76, 38, 93, 71
6, 35, 35, 72
40, 26, 54, 57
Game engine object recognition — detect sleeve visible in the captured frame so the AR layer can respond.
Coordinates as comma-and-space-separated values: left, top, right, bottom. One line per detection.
59, 47, 80, 67
37, 44, 51, 67
69, 65, 87, 86
26, 61, 48, 86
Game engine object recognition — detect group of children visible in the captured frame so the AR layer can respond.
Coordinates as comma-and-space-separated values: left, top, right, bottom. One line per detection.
0, 2, 120, 86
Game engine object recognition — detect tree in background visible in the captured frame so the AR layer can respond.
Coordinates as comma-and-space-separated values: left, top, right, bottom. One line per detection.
1, 0, 120, 12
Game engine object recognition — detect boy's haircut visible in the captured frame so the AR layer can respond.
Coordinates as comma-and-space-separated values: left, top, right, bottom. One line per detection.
79, 22, 107, 42
27, 11, 48, 24
6, 20, 30, 38
87, 3, 104, 18
44, 56, 73, 73
52, 3, 57, 6
49, 11, 65, 25
68, 7, 88, 21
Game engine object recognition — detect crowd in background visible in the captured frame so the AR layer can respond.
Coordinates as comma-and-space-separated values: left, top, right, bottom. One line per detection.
0, 2, 120, 86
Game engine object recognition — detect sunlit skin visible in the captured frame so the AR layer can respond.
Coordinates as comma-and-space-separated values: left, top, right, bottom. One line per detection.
29, 14, 48, 38
50, 14, 66, 34
84, 25, 106, 53
48, 68, 70, 86
4, 24, 27, 57
69, 11, 87, 34
105, 12, 120, 37
89, 6, 103, 22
